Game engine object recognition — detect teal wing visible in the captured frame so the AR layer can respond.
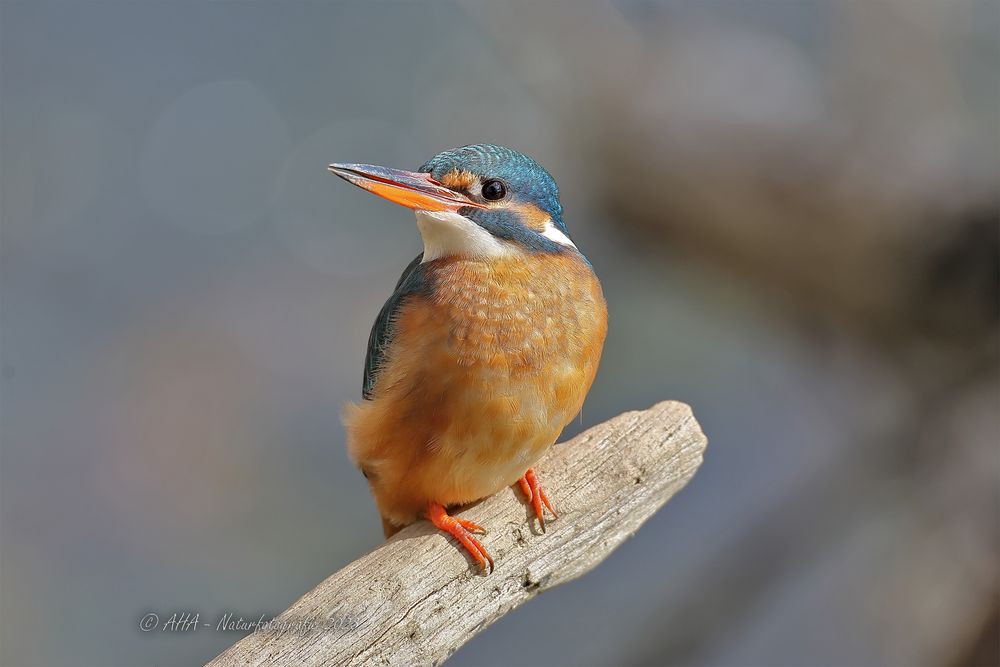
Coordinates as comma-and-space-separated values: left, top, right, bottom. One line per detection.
362, 254, 427, 400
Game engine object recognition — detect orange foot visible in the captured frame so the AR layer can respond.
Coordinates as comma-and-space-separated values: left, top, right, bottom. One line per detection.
427, 502, 494, 574
518, 468, 557, 532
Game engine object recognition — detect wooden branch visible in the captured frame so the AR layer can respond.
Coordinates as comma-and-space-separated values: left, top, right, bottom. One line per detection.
207, 401, 706, 667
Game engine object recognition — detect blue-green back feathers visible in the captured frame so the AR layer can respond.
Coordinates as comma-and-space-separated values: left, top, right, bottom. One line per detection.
362, 254, 428, 400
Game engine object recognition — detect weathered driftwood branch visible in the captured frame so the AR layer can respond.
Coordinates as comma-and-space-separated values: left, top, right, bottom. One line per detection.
207, 401, 706, 667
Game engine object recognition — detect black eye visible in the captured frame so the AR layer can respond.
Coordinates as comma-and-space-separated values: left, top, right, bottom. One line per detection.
481, 179, 506, 201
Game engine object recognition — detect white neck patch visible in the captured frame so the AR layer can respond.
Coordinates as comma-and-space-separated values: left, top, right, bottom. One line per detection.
415, 210, 512, 262
540, 218, 577, 249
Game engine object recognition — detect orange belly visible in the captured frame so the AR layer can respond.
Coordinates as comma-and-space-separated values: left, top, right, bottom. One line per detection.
343, 251, 607, 528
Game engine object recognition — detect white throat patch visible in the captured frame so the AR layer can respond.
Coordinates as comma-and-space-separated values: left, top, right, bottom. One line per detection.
415, 210, 511, 262
414, 211, 578, 262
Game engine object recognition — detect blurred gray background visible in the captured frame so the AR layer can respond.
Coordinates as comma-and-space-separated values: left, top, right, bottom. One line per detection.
1, 1, 998, 666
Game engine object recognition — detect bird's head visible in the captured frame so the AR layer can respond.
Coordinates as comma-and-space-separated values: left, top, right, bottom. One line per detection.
328, 144, 577, 261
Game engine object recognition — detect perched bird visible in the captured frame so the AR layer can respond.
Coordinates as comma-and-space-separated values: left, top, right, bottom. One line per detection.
329, 144, 607, 572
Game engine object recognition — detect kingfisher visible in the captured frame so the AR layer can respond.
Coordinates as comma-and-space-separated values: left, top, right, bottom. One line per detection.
328, 144, 607, 573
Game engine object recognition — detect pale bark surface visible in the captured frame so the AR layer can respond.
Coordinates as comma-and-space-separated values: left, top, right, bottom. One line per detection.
207, 401, 707, 667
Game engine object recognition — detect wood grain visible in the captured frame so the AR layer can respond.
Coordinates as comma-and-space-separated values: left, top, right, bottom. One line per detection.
207, 401, 706, 667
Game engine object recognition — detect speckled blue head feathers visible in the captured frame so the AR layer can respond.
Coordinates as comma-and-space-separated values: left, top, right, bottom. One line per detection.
420, 144, 567, 236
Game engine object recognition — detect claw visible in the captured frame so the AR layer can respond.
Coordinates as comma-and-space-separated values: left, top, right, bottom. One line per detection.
427, 502, 494, 573
456, 517, 487, 535
518, 468, 557, 532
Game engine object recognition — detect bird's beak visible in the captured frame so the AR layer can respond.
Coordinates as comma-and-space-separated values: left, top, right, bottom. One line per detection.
327, 163, 485, 212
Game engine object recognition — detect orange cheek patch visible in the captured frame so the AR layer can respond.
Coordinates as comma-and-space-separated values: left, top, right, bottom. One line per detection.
507, 202, 550, 232
439, 169, 478, 190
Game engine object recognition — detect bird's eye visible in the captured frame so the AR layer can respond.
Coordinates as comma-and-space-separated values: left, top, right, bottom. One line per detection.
481, 179, 506, 201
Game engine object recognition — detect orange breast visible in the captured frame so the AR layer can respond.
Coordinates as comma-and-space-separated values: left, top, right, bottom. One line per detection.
343, 251, 607, 527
